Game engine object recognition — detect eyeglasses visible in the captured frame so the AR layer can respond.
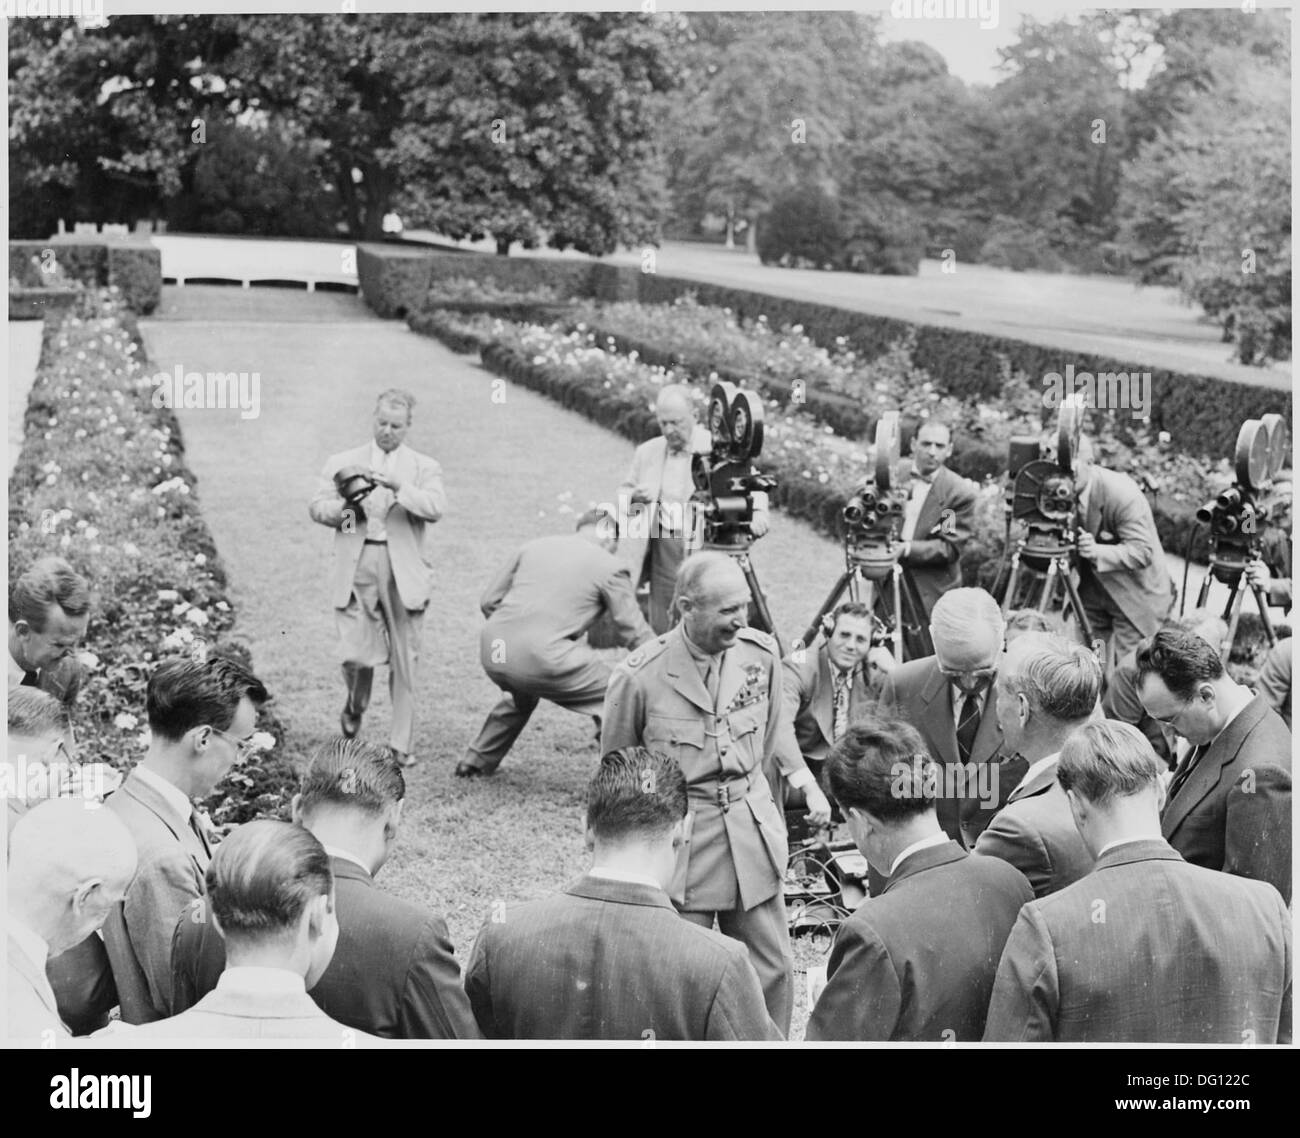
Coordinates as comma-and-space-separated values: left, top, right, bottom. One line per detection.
208, 726, 260, 761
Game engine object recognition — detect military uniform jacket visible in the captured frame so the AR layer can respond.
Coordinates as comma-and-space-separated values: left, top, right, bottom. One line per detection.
601, 625, 805, 913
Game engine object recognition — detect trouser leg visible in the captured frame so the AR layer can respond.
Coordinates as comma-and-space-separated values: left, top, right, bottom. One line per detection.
648, 536, 685, 635
685, 897, 794, 1038
464, 690, 541, 773
372, 545, 423, 755
336, 545, 388, 720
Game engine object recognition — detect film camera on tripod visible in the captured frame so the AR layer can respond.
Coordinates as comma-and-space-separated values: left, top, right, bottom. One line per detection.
689, 381, 783, 650
996, 396, 1097, 646
1190, 413, 1290, 657
797, 411, 933, 662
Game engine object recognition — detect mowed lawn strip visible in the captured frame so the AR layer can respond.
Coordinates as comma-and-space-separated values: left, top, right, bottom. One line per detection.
140, 285, 849, 1039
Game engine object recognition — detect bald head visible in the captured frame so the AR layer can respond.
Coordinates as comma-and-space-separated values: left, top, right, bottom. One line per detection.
654, 385, 695, 454
675, 553, 751, 655
930, 588, 1004, 673
8, 799, 137, 953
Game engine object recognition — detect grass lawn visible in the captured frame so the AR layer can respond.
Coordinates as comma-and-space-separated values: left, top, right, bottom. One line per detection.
139, 286, 858, 1039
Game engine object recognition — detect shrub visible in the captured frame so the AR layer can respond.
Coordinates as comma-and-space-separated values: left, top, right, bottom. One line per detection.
8, 239, 161, 315
106, 245, 161, 315
757, 185, 844, 269
839, 194, 925, 275
977, 216, 1069, 273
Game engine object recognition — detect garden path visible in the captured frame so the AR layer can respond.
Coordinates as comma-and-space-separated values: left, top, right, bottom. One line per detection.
7, 320, 44, 477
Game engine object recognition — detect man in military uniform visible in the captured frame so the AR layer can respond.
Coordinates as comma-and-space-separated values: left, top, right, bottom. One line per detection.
601, 552, 831, 1035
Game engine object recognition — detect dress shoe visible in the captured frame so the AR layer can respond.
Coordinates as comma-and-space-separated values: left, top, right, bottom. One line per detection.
455, 760, 487, 778
388, 748, 417, 768
340, 707, 361, 739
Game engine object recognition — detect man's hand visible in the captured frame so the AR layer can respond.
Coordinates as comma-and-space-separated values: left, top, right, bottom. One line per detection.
866, 646, 896, 676
750, 513, 770, 538
803, 784, 832, 827
369, 469, 402, 493
627, 485, 654, 505
1076, 530, 1098, 561
1246, 558, 1273, 588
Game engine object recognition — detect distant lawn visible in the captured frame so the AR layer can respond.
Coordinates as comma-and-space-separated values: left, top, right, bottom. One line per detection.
141, 286, 854, 1039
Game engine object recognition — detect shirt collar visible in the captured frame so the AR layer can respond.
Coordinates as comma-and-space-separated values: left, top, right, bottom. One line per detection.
9, 915, 50, 973
1096, 836, 1157, 859
889, 832, 950, 877
370, 441, 399, 470
586, 866, 664, 891
1014, 752, 1060, 795
950, 683, 988, 719
131, 763, 193, 824
216, 966, 308, 996
321, 843, 370, 873
9, 650, 29, 687
680, 628, 718, 666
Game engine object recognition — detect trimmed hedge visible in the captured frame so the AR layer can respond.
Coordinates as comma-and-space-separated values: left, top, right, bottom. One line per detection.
8, 288, 297, 827
8, 240, 162, 315
408, 309, 496, 355
9, 287, 79, 321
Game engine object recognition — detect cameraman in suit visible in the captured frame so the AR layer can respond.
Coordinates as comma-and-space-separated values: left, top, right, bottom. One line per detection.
310, 389, 447, 768
1072, 435, 1173, 669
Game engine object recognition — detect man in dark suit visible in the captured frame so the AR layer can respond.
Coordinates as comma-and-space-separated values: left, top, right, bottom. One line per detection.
465, 747, 779, 1040
775, 602, 889, 807
973, 633, 1098, 898
1136, 628, 1292, 903
457, 509, 653, 777
891, 421, 977, 619
806, 719, 1032, 1041
1254, 637, 1291, 729
102, 656, 270, 1023
170, 737, 478, 1039
985, 721, 1291, 1043
1073, 435, 1174, 669
878, 588, 1027, 852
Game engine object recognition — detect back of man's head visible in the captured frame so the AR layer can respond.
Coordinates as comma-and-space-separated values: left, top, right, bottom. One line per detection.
297, 737, 405, 821
8, 685, 69, 741
1057, 720, 1164, 807
929, 587, 1004, 668
1000, 632, 1101, 725
588, 748, 687, 845
146, 656, 269, 742
8, 800, 137, 952
8, 556, 90, 629
1164, 609, 1229, 658
1135, 629, 1225, 700
206, 819, 333, 947
825, 718, 936, 824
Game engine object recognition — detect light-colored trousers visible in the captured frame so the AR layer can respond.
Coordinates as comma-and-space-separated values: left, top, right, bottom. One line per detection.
336, 542, 424, 754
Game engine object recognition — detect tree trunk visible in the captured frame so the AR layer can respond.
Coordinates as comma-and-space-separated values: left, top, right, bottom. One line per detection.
495, 238, 511, 256
360, 165, 394, 241
746, 216, 757, 256
724, 200, 735, 249
338, 161, 362, 240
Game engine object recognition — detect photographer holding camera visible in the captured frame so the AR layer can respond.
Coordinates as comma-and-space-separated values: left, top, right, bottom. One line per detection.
1071, 435, 1174, 669
1243, 471, 1292, 612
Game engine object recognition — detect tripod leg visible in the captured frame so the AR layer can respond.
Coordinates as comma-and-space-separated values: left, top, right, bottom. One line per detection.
1195, 566, 1213, 611
890, 565, 904, 664
1221, 578, 1246, 660
1249, 582, 1278, 648
1039, 556, 1059, 614
741, 558, 784, 657
1060, 564, 1097, 652
798, 568, 855, 651
1002, 551, 1022, 614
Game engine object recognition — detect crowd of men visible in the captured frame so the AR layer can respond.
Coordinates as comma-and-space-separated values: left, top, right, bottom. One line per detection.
4, 385, 1293, 1044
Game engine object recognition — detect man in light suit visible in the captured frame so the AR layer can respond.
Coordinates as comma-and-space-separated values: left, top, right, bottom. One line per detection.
7, 799, 136, 1041
466, 748, 780, 1040
102, 656, 269, 1023
171, 738, 479, 1039
806, 719, 1032, 1041
877, 588, 1027, 854
890, 421, 977, 619
985, 721, 1291, 1043
776, 601, 889, 807
457, 509, 653, 777
105, 821, 382, 1042
601, 553, 829, 1035
1073, 435, 1173, 668
973, 633, 1098, 898
7, 556, 90, 691
310, 388, 447, 767
1137, 628, 1292, 903
618, 385, 768, 634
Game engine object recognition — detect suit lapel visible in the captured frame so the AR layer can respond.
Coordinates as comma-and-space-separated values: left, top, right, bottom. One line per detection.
665, 630, 713, 714
912, 466, 947, 539
121, 772, 206, 867
1008, 757, 1057, 804
1085, 470, 1103, 537
813, 647, 835, 743
716, 648, 746, 715
973, 684, 1004, 765
1162, 699, 1265, 837
918, 662, 958, 766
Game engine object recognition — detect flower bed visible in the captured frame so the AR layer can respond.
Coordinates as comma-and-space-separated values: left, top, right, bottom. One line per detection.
7, 289, 297, 828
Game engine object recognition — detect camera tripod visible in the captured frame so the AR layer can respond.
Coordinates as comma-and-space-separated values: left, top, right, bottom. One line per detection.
796, 544, 932, 662
1195, 552, 1277, 659
1001, 532, 1097, 648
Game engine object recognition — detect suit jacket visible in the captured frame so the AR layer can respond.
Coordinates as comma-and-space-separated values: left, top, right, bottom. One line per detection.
897, 462, 977, 617
309, 441, 446, 611
7, 933, 70, 1041
479, 533, 652, 694
1079, 466, 1173, 636
465, 874, 780, 1041
973, 757, 1094, 898
170, 856, 480, 1040
806, 841, 1032, 1041
617, 426, 769, 584
780, 641, 877, 768
1102, 649, 1172, 765
1254, 638, 1291, 730
601, 625, 805, 911
1161, 694, 1291, 904
106, 970, 385, 1042
984, 840, 1292, 1043
102, 768, 210, 1023
877, 657, 1027, 848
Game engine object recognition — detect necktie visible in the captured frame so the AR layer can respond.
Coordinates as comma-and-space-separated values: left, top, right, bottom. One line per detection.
1166, 743, 1206, 803
704, 657, 721, 710
20, 669, 39, 687
189, 810, 213, 859
956, 693, 981, 765
833, 670, 851, 741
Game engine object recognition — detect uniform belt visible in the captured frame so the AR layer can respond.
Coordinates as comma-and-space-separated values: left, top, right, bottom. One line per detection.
688, 768, 762, 814
363, 539, 387, 545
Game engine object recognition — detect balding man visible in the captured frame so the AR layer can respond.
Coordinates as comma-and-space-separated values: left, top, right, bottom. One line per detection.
1073, 435, 1173, 669
973, 633, 1099, 898
310, 388, 447, 767
985, 721, 1291, 1043
619, 385, 769, 634
8, 556, 90, 692
7, 799, 137, 1040
601, 552, 827, 1035
878, 588, 1027, 854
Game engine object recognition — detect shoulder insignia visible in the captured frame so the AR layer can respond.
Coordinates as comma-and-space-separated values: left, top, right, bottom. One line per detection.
625, 634, 671, 670
736, 627, 777, 654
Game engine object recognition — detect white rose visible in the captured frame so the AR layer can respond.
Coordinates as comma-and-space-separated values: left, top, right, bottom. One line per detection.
113, 712, 138, 730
